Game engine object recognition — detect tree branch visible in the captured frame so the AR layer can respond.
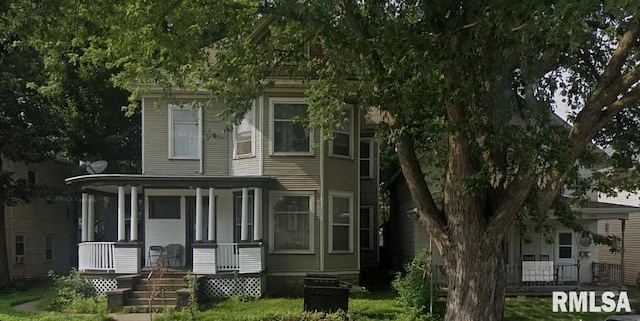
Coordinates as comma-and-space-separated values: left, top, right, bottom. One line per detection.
396, 131, 449, 240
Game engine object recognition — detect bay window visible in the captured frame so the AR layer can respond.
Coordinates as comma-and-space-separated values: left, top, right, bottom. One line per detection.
330, 192, 353, 253
330, 107, 353, 158
271, 192, 314, 253
271, 100, 312, 155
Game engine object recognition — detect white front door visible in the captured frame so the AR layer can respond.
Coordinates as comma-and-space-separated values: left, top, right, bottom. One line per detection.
555, 231, 577, 282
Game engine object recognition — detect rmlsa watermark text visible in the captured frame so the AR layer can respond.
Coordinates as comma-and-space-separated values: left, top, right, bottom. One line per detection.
552, 291, 631, 313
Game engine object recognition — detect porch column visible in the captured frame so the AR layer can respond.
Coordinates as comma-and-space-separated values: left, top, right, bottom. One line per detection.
87, 195, 95, 242
81, 193, 88, 242
253, 188, 262, 241
208, 188, 216, 241
241, 187, 249, 241
130, 186, 138, 241
195, 187, 204, 242
117, 186, 126, 241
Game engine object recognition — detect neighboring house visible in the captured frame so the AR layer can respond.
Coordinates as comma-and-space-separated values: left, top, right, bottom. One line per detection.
387, 169, 638, 293
3, 159, 73, 279
66, 86, 380, 304
598, 211, 640, 285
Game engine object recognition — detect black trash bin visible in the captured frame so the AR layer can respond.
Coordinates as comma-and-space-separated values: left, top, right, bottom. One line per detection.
303, 274, 349, 313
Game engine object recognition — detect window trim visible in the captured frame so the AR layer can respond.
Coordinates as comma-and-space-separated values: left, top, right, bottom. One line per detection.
15, 235, 25, 264
329, 106, 354, 159
233, 102, 256, 159
359, 138, 374, 179
44, 235, 54, 261
269, 98, 314, 156
168, 104, 202, 160
329, 191, 354, 254
359, 206, 374, 251
269, 191, 315, 254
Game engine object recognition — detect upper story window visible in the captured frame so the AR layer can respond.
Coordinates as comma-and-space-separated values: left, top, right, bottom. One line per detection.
169, 105, 201, 159
330, 107, 353, 158
234, 104, 255, 158
360, 139, 373, 178
271, 99, 313, 155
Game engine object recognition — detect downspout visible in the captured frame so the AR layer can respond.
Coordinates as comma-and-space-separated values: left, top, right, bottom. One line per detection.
199, 106, 204, 174
320, 126, 325, 272
259, 95, 264, 176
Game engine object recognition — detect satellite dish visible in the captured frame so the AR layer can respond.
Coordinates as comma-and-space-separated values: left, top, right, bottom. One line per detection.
81, 160, 108, 174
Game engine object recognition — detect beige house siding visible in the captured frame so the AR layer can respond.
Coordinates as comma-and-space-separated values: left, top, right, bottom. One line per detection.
324, 143, 359, 272
598, 218, 637, 284
142, 96, 229, 176
5, 160, 72, 279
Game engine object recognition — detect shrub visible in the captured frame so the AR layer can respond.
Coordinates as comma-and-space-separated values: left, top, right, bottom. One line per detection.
45, 269, 96, 312
392, 248, 434, 313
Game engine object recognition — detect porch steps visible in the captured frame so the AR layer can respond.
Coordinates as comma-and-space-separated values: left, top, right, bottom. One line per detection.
120, 275, 190, 312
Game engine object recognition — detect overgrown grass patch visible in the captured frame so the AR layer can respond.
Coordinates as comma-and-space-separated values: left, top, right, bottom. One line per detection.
0, 285, 110, 321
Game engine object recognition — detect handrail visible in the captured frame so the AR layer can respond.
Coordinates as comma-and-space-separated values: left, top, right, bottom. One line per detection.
148, 247, 168, 320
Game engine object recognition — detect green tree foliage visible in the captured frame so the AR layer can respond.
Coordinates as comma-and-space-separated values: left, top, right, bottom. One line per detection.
0, 1, 142, 285
18, 0, 640, 320
0, 7, 64, 285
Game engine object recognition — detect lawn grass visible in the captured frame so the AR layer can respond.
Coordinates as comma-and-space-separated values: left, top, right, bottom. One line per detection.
0, 284, 636, 320
0, 286, 111, 321
151, 290, 629, 321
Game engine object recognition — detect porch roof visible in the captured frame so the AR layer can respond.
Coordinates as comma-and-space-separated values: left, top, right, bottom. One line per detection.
65, 174, 276, 194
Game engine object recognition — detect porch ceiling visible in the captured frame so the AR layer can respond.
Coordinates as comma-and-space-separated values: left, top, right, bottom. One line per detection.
65, 174, 276, 194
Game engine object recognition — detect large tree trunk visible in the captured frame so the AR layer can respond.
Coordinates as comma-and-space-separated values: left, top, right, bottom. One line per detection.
441, 227, 507, 321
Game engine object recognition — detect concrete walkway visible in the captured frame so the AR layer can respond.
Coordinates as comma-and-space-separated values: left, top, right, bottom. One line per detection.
12, 300, 153, 321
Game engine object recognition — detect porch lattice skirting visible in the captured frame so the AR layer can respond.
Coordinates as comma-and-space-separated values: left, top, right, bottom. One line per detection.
89, 278, 118, 296
201, 276, 263, 298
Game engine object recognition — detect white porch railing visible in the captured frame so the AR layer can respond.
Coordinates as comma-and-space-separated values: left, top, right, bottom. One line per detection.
78, 242, 115, 272
217, 243, 239, 271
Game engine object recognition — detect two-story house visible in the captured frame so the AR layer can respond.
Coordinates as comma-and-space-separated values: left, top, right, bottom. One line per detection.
3, 158, 73, 280
65, 85, 379, 305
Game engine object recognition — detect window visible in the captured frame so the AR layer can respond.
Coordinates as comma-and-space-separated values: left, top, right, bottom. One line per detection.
501, 241, 509, 265
234, 192, 254, 242
558, 232, 573, 259
149, 196, 181, 219
330, 107, 353, 158
272, 101, 312, 155
44, 235, 53, 261
360, 139, 373, 178
170, 105, 201, 159
234, 105, 254, 158
360, 207, 374, 250
15, 235, 25, 264
271, 192, 314, 253
28, 171, 36, 184
330, 192, 353, 253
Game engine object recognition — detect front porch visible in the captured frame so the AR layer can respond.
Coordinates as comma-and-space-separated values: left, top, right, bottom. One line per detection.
432, 261, 623, 296
68, 174, 273, 278
78, 241, 263, 275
